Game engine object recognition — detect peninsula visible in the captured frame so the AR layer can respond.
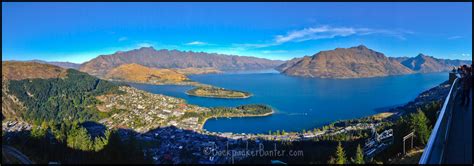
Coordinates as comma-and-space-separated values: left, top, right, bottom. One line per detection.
185, 86, 252, 99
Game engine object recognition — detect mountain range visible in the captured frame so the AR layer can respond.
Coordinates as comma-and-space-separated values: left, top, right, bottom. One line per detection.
391, 54, 471, 73
276, 45, 471, 78
27, 59, 82, 70
79, 47, 284, 77
8, 45, 470, 80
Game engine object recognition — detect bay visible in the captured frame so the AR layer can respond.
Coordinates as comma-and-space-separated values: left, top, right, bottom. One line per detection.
128, 71, 448, 134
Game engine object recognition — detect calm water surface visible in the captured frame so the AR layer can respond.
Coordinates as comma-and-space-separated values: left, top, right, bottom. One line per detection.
128, 70, 448, 134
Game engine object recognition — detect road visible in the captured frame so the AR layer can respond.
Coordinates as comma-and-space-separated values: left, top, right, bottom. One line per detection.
2, 145, 34, 164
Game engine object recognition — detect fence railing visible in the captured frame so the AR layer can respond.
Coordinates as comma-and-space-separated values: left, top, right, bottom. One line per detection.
419, 74, 461, 164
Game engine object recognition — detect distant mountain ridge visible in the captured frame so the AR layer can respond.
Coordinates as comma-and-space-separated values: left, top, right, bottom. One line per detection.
28, 60, 81, 70
276, 45, 471, 79
274, 57, 305, 72
392, 54, 471, 73
80, 47, 284, 77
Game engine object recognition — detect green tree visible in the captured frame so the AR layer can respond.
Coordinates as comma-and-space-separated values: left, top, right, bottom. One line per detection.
352, 144, 364, 164
335, 142, 347, 164
93, 129, 111, 152
30, 122, 49, 138
40, 121, 48, 130
30, 125, 47, 138
67, 126, 93, 151
409, 110, 430, 145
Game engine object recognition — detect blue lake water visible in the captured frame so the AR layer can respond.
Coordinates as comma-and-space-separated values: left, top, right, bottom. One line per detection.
128, 71, 448, 134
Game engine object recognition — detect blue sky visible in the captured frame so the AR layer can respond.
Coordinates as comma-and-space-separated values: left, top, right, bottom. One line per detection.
2, 2, 472, 63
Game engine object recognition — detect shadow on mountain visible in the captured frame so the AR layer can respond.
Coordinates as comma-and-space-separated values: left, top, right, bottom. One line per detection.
373, 104, 404, 113
80, 121, 107, 139
2, 121, 367, 164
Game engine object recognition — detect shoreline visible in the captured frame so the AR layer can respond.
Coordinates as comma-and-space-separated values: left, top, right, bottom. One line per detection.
198, 109, 275, 130
112, 74, 451, 138
109, 79, 252, 99
185, 91, 253, 99
108, 79, 207, 86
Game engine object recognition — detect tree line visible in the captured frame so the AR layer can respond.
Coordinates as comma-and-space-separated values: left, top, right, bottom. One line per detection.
8, 69, 123, 125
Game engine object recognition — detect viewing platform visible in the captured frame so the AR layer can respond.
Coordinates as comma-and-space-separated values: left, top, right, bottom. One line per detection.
419, 73, 472, 164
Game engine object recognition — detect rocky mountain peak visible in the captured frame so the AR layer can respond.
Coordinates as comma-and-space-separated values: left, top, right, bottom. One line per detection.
416, 53, 429, 58
352, 45, 369, 50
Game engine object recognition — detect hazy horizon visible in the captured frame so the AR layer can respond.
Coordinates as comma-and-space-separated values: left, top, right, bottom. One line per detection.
2, 45, 472, 65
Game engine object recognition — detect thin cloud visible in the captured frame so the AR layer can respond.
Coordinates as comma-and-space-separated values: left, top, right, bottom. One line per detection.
448, 36, 463, 40
133, 41, 179, 50
235, 25, 412, 49
136, 42, 154, 48
232, 43, 278, 49
118, 37, 128, 42
275, 26, 357, 43
185, 41, 209, 46
451, 53, 471, 59
275, 26, 409, 43
261, 50, 288, 54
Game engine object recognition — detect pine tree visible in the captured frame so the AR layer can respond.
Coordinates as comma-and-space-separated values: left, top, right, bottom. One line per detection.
67, 126, 93, 151
409, 110, 430, 145
353, 144, 364, 164
335, 142, 347, 164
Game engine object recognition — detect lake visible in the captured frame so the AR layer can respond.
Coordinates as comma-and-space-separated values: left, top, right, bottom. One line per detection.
128, 70, 448, 134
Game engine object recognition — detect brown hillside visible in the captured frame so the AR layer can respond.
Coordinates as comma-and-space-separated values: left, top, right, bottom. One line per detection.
2, 61, 68, 81
279, 45, 414, 78
176, 67, 222, 75
104, 63, 190, 84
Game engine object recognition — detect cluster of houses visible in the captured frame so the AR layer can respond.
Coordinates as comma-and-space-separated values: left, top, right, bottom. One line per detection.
26, 84, 393, 164
2, 120, 32, 133
136, 126, 262, 164
99, 86, 210, 133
